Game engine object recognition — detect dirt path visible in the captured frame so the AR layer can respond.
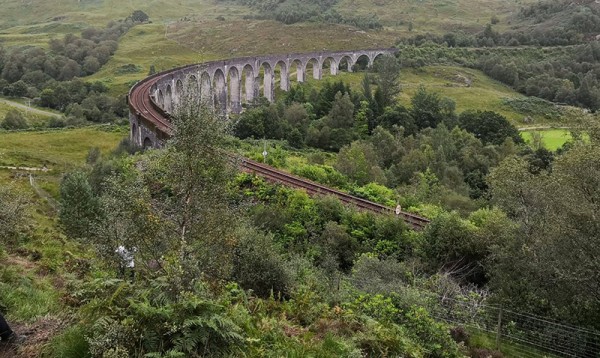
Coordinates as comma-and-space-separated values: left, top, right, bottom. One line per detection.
518, 126, 571, 131
0, 166, 50, 171
0, 98, 62, 118
0, 317, 67, 358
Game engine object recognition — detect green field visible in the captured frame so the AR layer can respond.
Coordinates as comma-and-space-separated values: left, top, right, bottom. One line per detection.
335, 0, 537, 33
0, 0, 534, 32
0, 126, 126, 168
520, 129, 574, 151
398, 66, 575, 125
87, 23, 205, 94
0, 97, 62, 126
0, 0, 249, 28
300, 65, 576, 126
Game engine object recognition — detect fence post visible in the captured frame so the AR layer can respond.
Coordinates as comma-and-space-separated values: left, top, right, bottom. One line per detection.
496, 306, 503, 350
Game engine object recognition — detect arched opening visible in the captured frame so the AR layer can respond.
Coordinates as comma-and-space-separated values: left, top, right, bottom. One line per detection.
200, 72, 212, 106
213, 68, 227, 113
228, 66, 242, 113
275, 61, 289, 92
143, 137, 153, 149
322, 57, 338, 77
289, 59, 304, 85
241, 64, 256, 106
185, 75, 200, 106
175, 79, 184, 107
157, 89, 165, 108
338, 56, 354, 72
131, 123, 137, 144
354, 54, 370, 71
165, 85, 173, 113
260, 62, 274, 102
305, 58, 321, 80
371, 53, 386, 68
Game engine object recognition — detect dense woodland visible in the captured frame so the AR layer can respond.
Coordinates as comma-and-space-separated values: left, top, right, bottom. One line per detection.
395, 43, 600, 111
2, 2, 600, 357
0, 13, 145, 129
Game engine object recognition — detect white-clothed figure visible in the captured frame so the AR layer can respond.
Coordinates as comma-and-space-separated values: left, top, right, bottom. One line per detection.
116, 245, 136, 280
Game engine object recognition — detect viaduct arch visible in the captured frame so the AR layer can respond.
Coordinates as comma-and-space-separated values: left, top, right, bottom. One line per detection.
128, 48, 396, 148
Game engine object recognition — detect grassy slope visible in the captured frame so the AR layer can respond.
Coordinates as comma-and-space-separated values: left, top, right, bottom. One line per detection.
399, 66, 531, 122
0, 97, 62, 126
0, 126, 126, 168
0, 125, 122, 348
303, 65, 566, 126
506, 0, 600, 35
0, 0, 248, 28
87, 23, 204, 94
167, 19, 398, 56
520, 129, 573, 150
335, 0, 537, 33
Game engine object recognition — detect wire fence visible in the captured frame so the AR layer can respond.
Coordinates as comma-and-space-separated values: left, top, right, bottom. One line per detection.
29, 174, 58, 211
429, 297, 600, 357
346, 276, 600, 357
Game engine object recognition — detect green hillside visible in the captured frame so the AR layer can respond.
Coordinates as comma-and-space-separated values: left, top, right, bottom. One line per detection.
335, 0, 535, 33
1, 2, 599, 358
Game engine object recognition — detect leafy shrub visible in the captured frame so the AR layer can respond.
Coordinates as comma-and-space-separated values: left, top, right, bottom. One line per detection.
401, 306, 462, 358
291, 164, 349, 189
0, 185, 28, 245
232, 230, 292, 298
347, 293, 399, 323
47, 116, 66, 128
129, 10, 149, 22
59, 170, 100, 240
350, 182, 396, 206
115, 64, 141, 74
1, 109, 28, 129
353, 319, 424, 357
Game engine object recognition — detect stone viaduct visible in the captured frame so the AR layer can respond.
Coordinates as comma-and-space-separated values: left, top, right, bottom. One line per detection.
128, 48, 397, 148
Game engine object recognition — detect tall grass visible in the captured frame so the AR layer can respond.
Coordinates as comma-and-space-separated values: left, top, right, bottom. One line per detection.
44, 325, 91, 358
0, 266, 60, 321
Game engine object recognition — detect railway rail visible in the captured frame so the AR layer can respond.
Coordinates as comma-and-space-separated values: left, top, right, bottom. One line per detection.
128, 68, 431, 230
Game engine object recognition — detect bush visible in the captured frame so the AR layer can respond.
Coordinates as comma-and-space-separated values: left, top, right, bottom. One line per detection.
1, 109, 28, 129
458, 110, 522, 145
232, 229, 292, 298
450, 325, 470, 344
0, 185, 28, 245
47, 116, 66, 128
291, 164, 349, 189
59, 170, 100, 240
402, 306, 463, 358
350, 182, 396, 206
129, 10, 149, 22
353, 319, 424, 357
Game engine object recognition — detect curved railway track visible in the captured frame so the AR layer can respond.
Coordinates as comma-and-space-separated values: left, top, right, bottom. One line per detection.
128, 68, 431, 230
